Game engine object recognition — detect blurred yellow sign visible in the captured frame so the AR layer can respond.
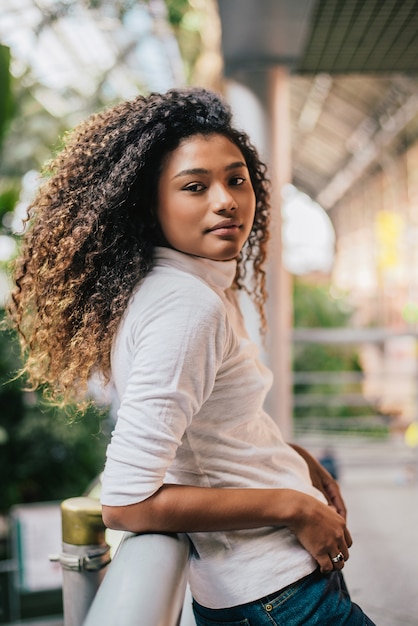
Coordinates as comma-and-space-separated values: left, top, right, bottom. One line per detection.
405, 421, 418, 447
375, 210, 404, 270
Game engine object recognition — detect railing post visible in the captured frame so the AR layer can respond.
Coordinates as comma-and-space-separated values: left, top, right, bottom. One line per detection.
52, 496, 111, 626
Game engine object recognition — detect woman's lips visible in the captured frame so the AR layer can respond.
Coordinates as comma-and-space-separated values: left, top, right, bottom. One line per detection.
207, 220, 241, 235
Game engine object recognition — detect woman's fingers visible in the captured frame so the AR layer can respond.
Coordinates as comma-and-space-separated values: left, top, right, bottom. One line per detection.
344, 526, 353, 548
289, 495, 353, 574
319, 548, 347, 574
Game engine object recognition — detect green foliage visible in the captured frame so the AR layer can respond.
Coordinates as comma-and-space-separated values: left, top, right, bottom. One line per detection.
292, 279, 378, 431
165, 0, 205, 81
0, 45, 13, 155
293, 280, 351, 328
0, 185, 20, 223
0, 67, 110, 513
166, 0, 190, 26
0, 314, 111, 513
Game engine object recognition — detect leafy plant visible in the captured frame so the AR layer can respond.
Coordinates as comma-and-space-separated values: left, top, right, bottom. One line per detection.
292, 279, 381, 434
0, 313, 112, 513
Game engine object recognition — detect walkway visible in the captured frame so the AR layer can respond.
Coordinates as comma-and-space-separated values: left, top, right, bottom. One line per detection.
298, 434, 418, 626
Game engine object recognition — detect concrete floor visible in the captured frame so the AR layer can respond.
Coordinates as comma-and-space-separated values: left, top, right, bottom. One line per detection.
299, 434, 418, 626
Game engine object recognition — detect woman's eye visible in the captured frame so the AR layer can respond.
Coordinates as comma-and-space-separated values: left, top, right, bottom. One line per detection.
184, 183, 205, 192
230, 176, 246, 186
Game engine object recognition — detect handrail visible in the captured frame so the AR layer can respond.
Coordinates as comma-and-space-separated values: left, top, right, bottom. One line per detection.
55, 495, 195, 626
83, 531, 194, 626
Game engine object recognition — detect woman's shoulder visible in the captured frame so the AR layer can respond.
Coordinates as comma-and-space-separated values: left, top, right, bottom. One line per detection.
124, 264, 228, 330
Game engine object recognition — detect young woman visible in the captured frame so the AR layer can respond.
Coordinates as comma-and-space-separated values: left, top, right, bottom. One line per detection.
9, 88, 375, 625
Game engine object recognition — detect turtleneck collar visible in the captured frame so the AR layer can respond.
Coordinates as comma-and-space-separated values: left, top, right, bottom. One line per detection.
154, 246, 237, 291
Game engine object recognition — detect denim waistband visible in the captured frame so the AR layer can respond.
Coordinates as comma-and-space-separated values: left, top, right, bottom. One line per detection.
193, 567, 320, 613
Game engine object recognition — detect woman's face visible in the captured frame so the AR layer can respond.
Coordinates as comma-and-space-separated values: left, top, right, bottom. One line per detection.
157, 133, 256, 262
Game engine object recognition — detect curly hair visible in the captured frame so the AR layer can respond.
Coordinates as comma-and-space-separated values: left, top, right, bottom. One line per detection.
8, 87, 271, 406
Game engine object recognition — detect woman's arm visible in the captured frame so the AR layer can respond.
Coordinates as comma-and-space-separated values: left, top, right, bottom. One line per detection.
102, 483, 352, 573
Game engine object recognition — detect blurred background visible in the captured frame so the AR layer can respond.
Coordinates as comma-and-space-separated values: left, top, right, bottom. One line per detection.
0, 1, 417, 624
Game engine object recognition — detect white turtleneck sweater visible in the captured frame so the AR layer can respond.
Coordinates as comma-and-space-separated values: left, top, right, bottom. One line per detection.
101, 247, 325, 608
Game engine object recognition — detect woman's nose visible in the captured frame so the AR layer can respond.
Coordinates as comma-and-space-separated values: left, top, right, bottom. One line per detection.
211, 184, 236, 212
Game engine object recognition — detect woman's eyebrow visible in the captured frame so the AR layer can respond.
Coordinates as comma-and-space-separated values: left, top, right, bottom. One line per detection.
173, 167, 209, 178
226, 161, 247, 171
173, 161, 248, 179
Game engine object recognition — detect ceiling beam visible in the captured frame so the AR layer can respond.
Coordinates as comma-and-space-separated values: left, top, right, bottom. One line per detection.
317, 86, 418, 210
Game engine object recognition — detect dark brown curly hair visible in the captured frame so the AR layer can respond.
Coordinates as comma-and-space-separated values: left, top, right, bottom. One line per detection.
8, 87, 271, 405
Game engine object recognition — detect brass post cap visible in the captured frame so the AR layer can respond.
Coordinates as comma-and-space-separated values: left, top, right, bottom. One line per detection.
61, 496, 106, 546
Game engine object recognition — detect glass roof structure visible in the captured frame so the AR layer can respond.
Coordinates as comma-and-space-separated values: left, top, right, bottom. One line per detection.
0, 0, 185, 122
0, 0, 189, 287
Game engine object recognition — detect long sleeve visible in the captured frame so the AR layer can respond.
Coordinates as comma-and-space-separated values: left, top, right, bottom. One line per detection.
101, 271, 228, 505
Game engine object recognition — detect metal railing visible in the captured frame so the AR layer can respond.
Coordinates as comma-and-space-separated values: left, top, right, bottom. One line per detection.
292, 327, 418, 436
292, 369, 388, 435
55, 496, 195, 626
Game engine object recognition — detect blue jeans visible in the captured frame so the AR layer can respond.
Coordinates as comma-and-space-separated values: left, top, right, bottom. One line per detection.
192, 569, 376, 625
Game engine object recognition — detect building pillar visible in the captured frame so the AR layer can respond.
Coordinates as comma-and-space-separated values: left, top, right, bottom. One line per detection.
265, 66, 293, 440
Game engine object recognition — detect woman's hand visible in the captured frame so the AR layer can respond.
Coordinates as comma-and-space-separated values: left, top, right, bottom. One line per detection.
286, 490, 352, 574
289, 443, 347, 520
